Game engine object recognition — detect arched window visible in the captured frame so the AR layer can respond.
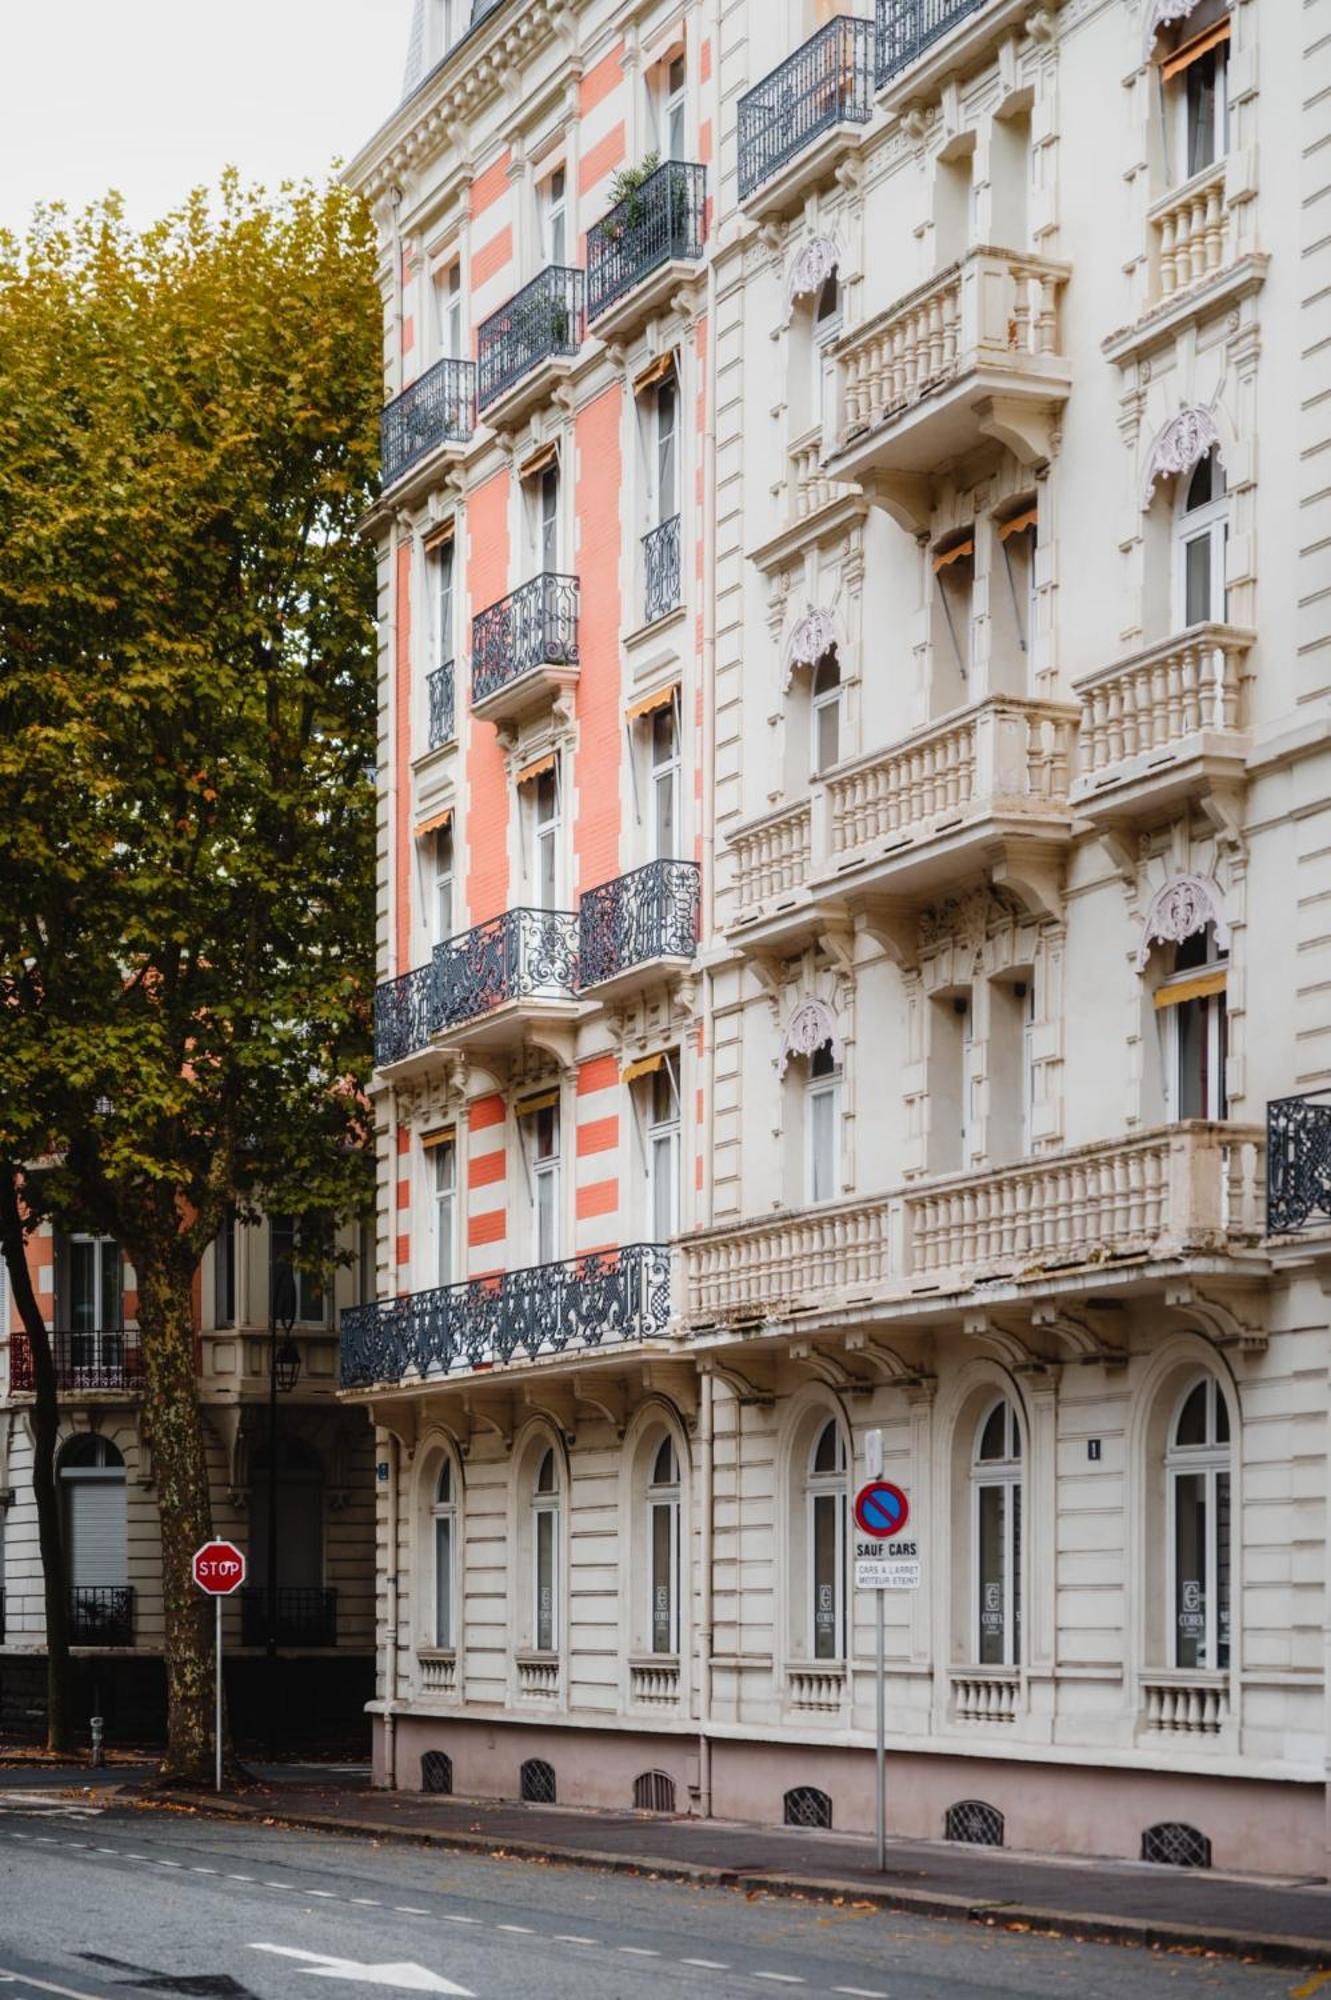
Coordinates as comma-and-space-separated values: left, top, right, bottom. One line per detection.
533, 1447, 560, 1653
972, 1401, 1022, 1668
807, 1418, 848, 1662
806, 1041, 841, 1204
433, 1458, 457, 1650
811, 270, 841, 429
647, 1436, 681, 1656
1175, 446, 1228, 628
1167, 1376, 1231, 1671
811, 650, 841, 775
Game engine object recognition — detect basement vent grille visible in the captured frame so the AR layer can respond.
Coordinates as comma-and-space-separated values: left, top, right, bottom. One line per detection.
783, 1786, 833, 1831
633, 1770, 677, 1814
1142, 1821, 1211, 1869
944, 1799, 1005, 1847
520, 1757, 557, 1805
421, 1751, 453, 1795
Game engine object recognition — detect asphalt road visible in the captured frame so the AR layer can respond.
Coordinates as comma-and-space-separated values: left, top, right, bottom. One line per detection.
0, 1789, 1308, 2000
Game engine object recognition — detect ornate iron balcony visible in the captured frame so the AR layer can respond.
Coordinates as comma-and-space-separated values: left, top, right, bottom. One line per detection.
374, 961, 437, 1068
70, 1586, 134, 1647
380, 359, 476, 488
10, 1327, 143, 1393
579, 860, 701, 991
587, 161, 707, 322
472, 572, 579, 708
643, 515, 682, 626
428, 662, 455, 750
477, 266, 585, 412
737, 17, 875, 203
341, 1242, 672, 1388
435, 905, 579, 1029
876, 0, 990, 86
240, 1586, 338, 1648
1267, 1092, 1331, 1234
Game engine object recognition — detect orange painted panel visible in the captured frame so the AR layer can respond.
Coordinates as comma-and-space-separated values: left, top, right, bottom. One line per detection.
577, 1115, 619, 1158
396, 1232, 411, 1267
468, 1149, 506, 1188
699, 118, 713, 166
402, 314, 416, 357
470, 149, 512, 220
577, 1052, 620, 1096
579, 122, 626, 198
469, 1091, 507, 1132
397, 1178, 411, 1211
471, 225, 513, 294
465, 474, 511, 925
394, 541, 413, 973
580, 42, 624, 116
398, 1124, 412, 1155
700, 37, 712, 83
573, 385, 623, 898
576, 1178, 619, 1220
468, 1209, 507, 1247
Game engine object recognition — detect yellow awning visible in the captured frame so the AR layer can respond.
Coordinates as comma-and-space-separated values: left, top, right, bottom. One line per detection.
634, 352, 677, 396
933, 537, 975, 572
1161, 17, 1230, 81
1154, 969, 1228, 1010
516, 751, 557, 787
422, 517, 456, 553
626, 682, 679, 724
516, 1088, 561, 1115
622, 1052, 667, 1085
416, 806, 453, 838
421, 1125, 456, 1151
520, 441, 560, 481
998, 506, 1038, 542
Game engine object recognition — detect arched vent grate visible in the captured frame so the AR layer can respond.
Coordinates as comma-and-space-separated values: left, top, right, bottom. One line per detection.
944, 1799, 1005, 1847
783, 1786, 832, 1831
1142, 1821, 1211, 1869
421, 1751, 453, 1796
520, 1758, 557, 1805
633, 1770, 677, 1814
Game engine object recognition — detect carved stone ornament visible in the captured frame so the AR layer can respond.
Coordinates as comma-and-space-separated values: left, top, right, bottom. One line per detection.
779, 999, 840, 1077
1142, 406, 1222, 505
784, 604, 839, 686
1144, 0, 1204, 55
1135, 873, 1230, 969
918, 885, 1024, 955
783, 236, 840, 324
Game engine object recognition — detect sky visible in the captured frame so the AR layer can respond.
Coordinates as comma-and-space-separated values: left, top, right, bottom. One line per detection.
0, 0, 417, 237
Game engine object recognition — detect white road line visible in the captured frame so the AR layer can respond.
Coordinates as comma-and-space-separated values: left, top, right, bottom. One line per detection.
617, 1948, 660, 1957
264, 1881, 295, 1890
552, 1937, 598, 1946
440, 1916, 478, 1926
832, 1988, 889, 1998
0, 1967, 119, 2000
350, 1898, 381, 1907
156, 1861, 183, 1869
96, 1849, 120, 1856
682, 1962, 730, 1972
227, 1873, 254, 1882
752, 1977, 805, 1986
191, 1867, 217, 1875
495, 1926, 533, 1935
308, 1890, 338, 1899
394, 1908, 430, 1916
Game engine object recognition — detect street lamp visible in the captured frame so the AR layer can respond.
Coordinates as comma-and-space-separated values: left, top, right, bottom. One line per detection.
266, 1259, 299, 1761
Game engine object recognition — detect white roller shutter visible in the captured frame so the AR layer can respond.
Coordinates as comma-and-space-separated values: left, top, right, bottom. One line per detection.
67, 1474, 127, 1588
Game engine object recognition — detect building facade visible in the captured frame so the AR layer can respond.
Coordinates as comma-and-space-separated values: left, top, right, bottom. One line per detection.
345, 0, 1331, 1872
0, 1217, 376, 1745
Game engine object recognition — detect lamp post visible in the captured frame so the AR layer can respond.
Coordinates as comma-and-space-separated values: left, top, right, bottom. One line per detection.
266, 1258, 300, 1762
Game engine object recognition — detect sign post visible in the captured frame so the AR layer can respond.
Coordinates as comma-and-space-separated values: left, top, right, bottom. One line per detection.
192, 1539, 247, 1793
853, 1464, 918, 1873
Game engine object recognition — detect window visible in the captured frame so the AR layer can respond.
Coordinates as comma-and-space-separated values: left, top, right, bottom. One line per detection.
527, 765, 561, 909
432, 1458, 456, 1649
436, 539, 455, 669
659, 52, 687, 161
430, 1137, 457, 1288
655, 375, 678, 527
1167, 1376, 1231, 1671
519, 1099, 561, 1265
932, 534, 975, 706
214, 1211, 236, 1329
811, 650, 841, 776
433, 825, 455, 946
430, 0, 460, 62
270, 1214, 327, 1325
650, 702, 680, 861
973, 1400, 1022, 1668
1164, 8, 1230, 181
647, 1435, 681, 1655
640, 1055, 681, 1241
539, 462, 559, 572
249, 1438, 324, 1591
1175, 448, 1228, 628
812, 270, 841, 430
60, 1434, 128, 1599
806, 1042, 840, 1204
995, 505, 1038, 691
1157, 923, 1228, 1122
807, 1418, 847, 1661
533, 1447, 560, 1651
539, 165, 568, 268
438, 260, 463, 361
67, 1236, 122, 1337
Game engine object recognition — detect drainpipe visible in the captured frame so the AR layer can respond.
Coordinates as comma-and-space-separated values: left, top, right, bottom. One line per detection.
383, 1428, 400, 1789
389, 185, 405, 398
697, 1370, 714, 1817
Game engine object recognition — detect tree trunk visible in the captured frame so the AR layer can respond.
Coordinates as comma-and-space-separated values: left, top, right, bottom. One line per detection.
135, 1254, 223, 1784
0, 1168, 74, 1755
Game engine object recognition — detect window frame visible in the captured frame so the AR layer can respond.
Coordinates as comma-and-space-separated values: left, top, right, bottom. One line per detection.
431, 1457, 457, 1651
433, 824, 455, 948
646, 1434, 681, 1657
525, 762, 562, 911
1173, 449, 1229, 630
538, 163, 569, 270
805, 1417, 848, 1663
805, 1040, 841, 1206
1157, 923, 1229, 1123
811, 649, 842, 778
971, 1398, 1023, 1670
1165, 1375, 1232, 1673
532, 1446, 561, 1653
430, 1137, 458, 1290
518, 1098, 562, 1268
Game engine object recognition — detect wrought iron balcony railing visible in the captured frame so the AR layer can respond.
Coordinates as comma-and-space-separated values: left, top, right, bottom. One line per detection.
1267, 1093, 1331, 1235
428, 662, 455, 750
477, 266, 585, 412
374, 961, 437, 1068
876, 0, 989, 87
436, 906, 580, 1030
341, 1243, 672, 1388
737, 17, 875, 203
380, 359, 476, 488
70, 1586, 134, 1647
240, 1586, 338, 1648
587, 161, 707, 321
643, 514, 682, 626
579, 860, 701, 990
10, 1327, 143, 1393
472, 572, 579, 708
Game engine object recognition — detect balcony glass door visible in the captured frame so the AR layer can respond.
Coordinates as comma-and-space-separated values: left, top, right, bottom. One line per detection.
68, 1236, 122, 1373
650, 704, 680, 861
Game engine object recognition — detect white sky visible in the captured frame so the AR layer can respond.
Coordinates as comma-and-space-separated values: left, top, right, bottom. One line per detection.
0, 0, 417, 238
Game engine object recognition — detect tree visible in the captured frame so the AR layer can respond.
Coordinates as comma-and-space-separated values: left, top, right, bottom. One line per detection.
0, 177, 380, 1781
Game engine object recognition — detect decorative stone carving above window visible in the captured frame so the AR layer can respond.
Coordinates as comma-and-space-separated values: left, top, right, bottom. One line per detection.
1135, 874, 1230, 969
1142, 407, 1222, 504
784, 604, 839, 685
1143, 0, 1206, 55
783, 236, 839, 325
779, 999, 840, 1076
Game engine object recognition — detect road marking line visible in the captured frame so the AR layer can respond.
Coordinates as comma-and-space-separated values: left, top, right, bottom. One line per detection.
156, 1861, 183, 1869
682, 1962, 729, 1972
553, 1938, 598, 1946
351, 1898, 381, 1907
227, 1873, 254, 1882
753, 1977, 804, 1986
191, 1867, 217, 1875
618, 1948, 660, 1957
308, 1890, 338, 1899
495, 1926, 533, 1935
96, 1848, 120, 1856
0, 1967, 120, 2000
265, 1881, 296, 1890
440, 1916, 477, 1925
394, 1908, 430, 1917
833, 1989, 889, 1998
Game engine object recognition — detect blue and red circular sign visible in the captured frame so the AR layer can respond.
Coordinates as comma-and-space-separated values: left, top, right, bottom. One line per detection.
854, 1480, 910, 1540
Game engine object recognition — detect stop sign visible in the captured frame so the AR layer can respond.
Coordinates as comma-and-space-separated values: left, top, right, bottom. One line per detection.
192, 1540, 247, 1596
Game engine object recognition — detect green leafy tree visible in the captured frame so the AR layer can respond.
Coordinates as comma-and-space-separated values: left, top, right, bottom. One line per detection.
0, 177, 380, 1781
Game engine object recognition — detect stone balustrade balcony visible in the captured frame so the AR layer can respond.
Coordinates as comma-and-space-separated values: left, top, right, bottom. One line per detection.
1149, 162, 1231, 304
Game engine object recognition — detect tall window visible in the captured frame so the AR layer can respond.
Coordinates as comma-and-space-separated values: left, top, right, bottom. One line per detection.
432, 1458, 456, 1650
270, 1215, 327, 1325
214, 1211, 236, 1329
647, 1436, 681, 1655
430, 1138, 457, 1288
68, 1236, 122, 1337
643, 1055, 681, 1241
539, 165, 568, 267
539, 462, 559, 571
811, 650, 841, 775
933, 533, 975, 696
1175, 447, 1228, 627
527, 765, 561, 909
436, 540, 455, 669
1164, 7, 1230, 181
650, 702, 680, 860
811, 270, 841, 430
1167, 1376, 1231, 1672
655, 375, 678, 527
807, 1419, 847, 1661
1158, 923, 1228, 1121
438, 260, 463, 361
60, 1435, 128, 1598
520, 1099, 561, 1265
430, 0, 460, 62
658, 52, 687, 161
973, 1400, 1022, 1668
995, 504, 1038, 688
533, 1447, 560, 1651
433, 825, 455, 946
806, 1042, 840, 1204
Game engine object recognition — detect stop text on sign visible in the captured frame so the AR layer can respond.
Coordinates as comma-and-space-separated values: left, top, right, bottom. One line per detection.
192, 1540, 247, 1596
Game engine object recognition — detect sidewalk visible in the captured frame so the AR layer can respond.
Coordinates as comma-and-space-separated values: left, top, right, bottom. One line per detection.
127, 1769, 1331, 1970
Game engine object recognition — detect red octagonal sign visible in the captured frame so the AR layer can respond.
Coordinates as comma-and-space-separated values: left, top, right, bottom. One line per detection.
192, 1540, 247, 1596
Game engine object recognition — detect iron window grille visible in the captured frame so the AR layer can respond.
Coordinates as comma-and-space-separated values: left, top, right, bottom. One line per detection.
10, 1327, 143, 1394
69, 1586, 134, 1648
422, 1751, 454, 1795
380, 359, 476, 488
578, 859, 700, 990
477, 266, 585, 412
737, 17, 874, 203
876, 0, 991, 89
427, 662, 456, 751
520, 1758, 557, 1804
239, 1587, 338, 1648
587, 161, 707, 321
944, 1799, 1004, 1847
784, 1786, 833, 1830
1267, 1091, 1331, 1234
1141, 1821, 1212, 1869
471, 572, 580, 708
642, 514, 682, 626
633, 1770, 677, 1814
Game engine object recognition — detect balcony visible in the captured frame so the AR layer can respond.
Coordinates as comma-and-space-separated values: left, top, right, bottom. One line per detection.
10, 1327, 143, 1395
578, 859, 701, 1000
737, 17, 875, 217
471, 572, 580, 724
340, 1242, 673, 1389
374, 960, 437, 1071
70, 1586, 134, 1648
1267, 1093, 1331, 1237
684, 1123, 1266, 1326
728, 800, 814, 937
427, 662, 455, 752
876, 0, 996, 91
586, 161, 707, 339
642, 514, 682, 627
380, 359, 476, 493
476, 266, 585, 427
433, 906, 580, 1054
1071, 625, 1252, 828
239, 1586, 338, 1648
826, 248, 1071, 510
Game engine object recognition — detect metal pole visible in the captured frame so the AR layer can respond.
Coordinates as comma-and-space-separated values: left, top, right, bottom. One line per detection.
267, 1289, 279, 1763
215, 1594, 223, 1795
875, 1587, 886, 1872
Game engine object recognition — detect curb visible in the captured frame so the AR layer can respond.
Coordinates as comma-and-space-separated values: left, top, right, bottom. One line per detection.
138, 1790, 1331, 1971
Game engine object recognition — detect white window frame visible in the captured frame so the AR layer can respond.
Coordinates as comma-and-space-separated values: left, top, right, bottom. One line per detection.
433, 826, 455, 948
812, 270, 842, 433
1165, 1375, 1232, 1673
655, 375, 679, 529
431, 1139, 457, 1289
1169, 28, 1230, 184
1173, 450, 1228, 630
431, 1458, 457, 1650
518, 1098, 562, 1267
646, 1435, 681, 1656
532, 1448, 561, 1652
805, 1042, 841, 1205
436, 539, 455, 670
526, 763, 562, 910
539, 164, 568, 270
640, 1053, 681, 1242
971, 1399, 1023, 1670
68, 1233, 122, 1335
1020, 980, 1037, 1156
1157, 925, 1228, 1123
649, 698, 681, 862
659, 51, 687, 162
437, 259, 464, 363
806, 1418, 847, 1663
811, 651, 841, 777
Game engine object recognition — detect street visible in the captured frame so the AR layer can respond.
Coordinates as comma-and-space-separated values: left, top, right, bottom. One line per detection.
0, 1791, 1311, 2000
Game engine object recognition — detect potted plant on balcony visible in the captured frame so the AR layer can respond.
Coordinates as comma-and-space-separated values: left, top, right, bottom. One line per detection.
601, 152, 663, 244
